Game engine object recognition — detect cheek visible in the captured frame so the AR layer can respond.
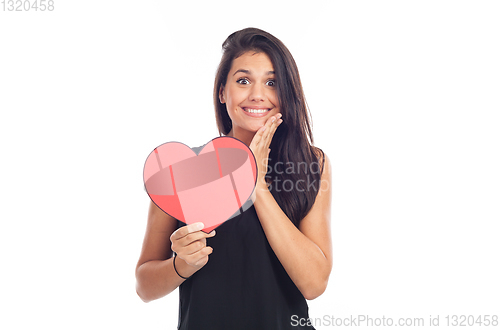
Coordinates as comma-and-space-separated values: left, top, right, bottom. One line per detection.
226, 107, 238, 122
226, 100, 239, 117
225, 102, 241, 122
269, 92, 279, 108
225, 87, 246, 108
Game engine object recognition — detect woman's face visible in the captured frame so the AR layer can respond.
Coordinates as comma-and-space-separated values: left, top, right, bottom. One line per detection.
220, 51, 280, 134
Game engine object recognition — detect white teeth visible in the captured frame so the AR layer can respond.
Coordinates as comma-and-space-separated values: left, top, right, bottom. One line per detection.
245, 108, 269, 113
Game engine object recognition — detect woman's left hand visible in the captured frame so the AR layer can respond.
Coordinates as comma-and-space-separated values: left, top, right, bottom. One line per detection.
249, 113, 283, 187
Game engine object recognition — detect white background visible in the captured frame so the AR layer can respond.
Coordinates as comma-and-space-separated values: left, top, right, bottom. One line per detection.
1, 1, 499, 329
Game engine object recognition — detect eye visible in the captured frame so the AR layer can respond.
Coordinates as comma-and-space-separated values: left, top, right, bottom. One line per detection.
266, 79, 276, 87
236, 78, 250, 85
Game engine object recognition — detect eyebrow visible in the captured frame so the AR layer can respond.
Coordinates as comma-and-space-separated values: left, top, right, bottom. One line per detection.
233, 69, 275, 76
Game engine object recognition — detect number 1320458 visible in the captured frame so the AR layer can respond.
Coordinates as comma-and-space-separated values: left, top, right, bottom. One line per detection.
2, 0, 54, 11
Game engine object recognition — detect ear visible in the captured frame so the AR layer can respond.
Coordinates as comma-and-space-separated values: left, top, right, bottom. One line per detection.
219, 86, 226, 104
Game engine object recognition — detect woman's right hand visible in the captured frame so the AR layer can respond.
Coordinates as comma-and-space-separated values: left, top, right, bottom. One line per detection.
170, 222, 216, 273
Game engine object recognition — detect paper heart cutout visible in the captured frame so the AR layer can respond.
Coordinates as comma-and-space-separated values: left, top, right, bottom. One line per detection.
143, 136, 257, 233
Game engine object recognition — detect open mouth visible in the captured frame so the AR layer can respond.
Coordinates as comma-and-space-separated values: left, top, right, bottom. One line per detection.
242, 108, 271, 114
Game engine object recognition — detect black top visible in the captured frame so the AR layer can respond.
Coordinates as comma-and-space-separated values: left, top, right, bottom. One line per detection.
176, 200, 315, 330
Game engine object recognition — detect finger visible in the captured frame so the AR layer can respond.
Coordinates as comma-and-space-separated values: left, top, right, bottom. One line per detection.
263, 116, 279, 143
266, 115, 283, 140
175, 229, 216, 248
250, 125, 267, 148
270, 113, 282, 124
195, 256, 209, 266
181, 239, 209, 255
183, 246, 213, 266
191, 246, 213, 257
171, 222, 205, 241
268, 118, 282, 140
186, 222, 205, 234
267, 114, 281, 133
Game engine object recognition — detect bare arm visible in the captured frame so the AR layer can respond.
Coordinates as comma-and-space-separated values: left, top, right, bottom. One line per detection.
250, 115, 333, 300
135, 201, 215, 303
254, 153, 332, 300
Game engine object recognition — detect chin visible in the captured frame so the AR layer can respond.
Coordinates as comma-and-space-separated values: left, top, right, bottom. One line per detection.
246, 123, 265, 132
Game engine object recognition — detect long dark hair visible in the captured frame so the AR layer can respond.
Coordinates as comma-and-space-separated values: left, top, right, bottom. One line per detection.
213, 27, 324, 227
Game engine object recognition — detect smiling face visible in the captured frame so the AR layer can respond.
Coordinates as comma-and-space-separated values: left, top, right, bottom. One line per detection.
219, 51, 280, 136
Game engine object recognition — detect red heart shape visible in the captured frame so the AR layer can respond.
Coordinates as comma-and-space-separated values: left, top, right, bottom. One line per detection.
143, 137, 257, 233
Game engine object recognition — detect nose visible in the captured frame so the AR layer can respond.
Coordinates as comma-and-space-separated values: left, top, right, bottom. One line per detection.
249, 83, 265, 102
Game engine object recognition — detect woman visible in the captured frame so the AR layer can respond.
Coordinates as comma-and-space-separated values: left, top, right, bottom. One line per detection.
136, 28, 332, 329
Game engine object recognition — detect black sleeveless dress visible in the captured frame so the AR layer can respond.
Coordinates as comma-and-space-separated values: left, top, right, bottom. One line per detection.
176, 201, 315, 330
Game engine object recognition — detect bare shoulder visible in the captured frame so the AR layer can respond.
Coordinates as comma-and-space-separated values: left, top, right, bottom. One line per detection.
311, 146, 331, 177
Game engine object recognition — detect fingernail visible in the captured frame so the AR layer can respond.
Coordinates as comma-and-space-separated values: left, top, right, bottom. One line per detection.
272, 117, 276, 123
211, 230, 216, 236
195, 222, 204, 230
262, 126, 267, 131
